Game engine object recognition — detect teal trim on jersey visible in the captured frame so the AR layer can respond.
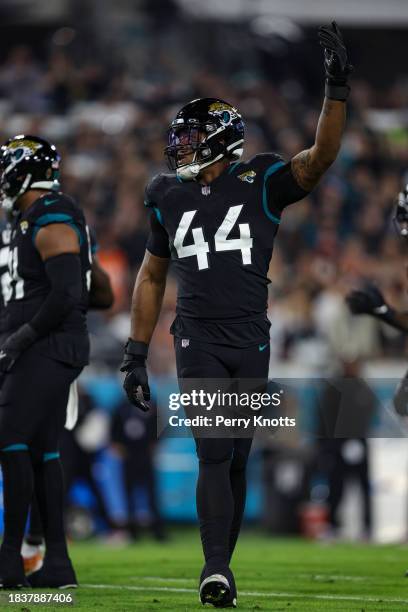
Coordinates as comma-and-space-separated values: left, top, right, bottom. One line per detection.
262, 161, 285, 224
36, 212, 72, 225
32, 213, 83, 245
228, 161, 241, 174
43, 451, 60, 462
176, 176, 183, 183
91, 242, 98, 255
2, 443, 28, 452
153, 206, 163, 225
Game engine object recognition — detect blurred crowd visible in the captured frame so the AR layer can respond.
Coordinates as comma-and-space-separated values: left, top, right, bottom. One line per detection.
0, 9, 407, 538
0, 18, 408, 373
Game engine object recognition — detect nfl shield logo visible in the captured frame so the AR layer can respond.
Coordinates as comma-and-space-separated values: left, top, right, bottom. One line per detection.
201, 185, 211, 196
182, 339, 190, 348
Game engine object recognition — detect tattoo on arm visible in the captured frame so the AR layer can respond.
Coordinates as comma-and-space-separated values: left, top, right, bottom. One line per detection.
291, 98, 346, 191
291, 150, 327, 192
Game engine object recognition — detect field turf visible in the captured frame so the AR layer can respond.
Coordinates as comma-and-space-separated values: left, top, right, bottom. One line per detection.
2, 530, 408, 611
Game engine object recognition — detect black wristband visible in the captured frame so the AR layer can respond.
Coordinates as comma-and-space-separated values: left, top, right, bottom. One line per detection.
325, 82, 350, 101
125, 339, 149, 358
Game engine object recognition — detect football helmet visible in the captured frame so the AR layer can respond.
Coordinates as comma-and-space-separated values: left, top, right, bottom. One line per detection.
393, 184, 408, 238
0, 134, 60, 210
165, 98, 244, 180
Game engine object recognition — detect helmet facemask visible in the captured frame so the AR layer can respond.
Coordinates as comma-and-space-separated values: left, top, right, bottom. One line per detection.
164, 99, 244, 180
165, 123, 226, 180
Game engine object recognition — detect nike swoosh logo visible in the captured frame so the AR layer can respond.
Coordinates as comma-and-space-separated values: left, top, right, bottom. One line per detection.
44, 198, 59, 206
259, 344, 268, 352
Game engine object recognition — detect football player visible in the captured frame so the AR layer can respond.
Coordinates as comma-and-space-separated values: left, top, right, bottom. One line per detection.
347, 185, 408, 415
121, 22, 352, 607
0, 134, 95, 588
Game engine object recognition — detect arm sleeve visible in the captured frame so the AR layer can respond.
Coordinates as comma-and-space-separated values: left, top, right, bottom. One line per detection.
30, 253, 83, 337
265, 161, 310, 216
146, 212, 171, 259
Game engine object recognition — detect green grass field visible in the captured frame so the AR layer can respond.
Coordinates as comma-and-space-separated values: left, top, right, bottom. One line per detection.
3, 530, 408, 611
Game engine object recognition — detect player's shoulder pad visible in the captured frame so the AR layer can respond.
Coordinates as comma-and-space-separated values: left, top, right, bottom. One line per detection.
29, 192, 86, 245
29, 191, 81, 223
144, 172, 177, 209
244, 152, 286, 176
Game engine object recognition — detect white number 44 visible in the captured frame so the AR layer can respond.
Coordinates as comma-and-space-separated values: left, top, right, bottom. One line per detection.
173, 205, 253, 270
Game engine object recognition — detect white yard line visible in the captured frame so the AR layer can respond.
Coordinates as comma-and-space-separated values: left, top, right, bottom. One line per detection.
82, 582, 408, 604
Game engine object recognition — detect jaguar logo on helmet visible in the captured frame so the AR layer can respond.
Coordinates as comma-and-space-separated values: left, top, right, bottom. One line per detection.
0, 134, 60, 211
165, 97, 245, 181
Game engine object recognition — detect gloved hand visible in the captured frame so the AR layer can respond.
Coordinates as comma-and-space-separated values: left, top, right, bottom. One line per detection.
0, 323, 38, 373
346, 285, 389, 316
318, 21, 353, 100
120, 339, 150, 412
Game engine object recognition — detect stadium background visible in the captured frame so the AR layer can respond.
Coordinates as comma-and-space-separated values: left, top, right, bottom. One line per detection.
1, 0, 408, 543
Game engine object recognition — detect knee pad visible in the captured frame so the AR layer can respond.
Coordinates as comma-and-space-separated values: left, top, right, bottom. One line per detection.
196, 439, 234, 465
230, 450, 249, 473
230, 441, 252, 472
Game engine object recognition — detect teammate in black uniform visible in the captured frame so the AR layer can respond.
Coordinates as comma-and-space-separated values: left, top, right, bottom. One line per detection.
122, 22, 352, 607
0, 135, 93, 588
0, 213, 113, 576
347, 185, 408, 415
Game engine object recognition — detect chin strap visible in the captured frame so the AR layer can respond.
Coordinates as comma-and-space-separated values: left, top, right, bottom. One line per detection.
176, 140, 244, 181
1, 177, 60, 211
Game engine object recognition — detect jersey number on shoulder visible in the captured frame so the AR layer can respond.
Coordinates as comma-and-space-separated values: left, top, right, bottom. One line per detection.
173, 205, 253, 270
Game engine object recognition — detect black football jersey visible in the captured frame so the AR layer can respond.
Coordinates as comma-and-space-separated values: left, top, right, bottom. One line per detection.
145, 153, 308, 346
3, 192, 92, 365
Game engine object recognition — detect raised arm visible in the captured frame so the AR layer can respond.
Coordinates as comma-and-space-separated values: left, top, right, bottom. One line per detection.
291, 99, 346, 191
291, 22, 352, 191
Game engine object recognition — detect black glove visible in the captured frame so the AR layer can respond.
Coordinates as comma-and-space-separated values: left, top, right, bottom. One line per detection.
346, 285, 388, 316
318, 21, 353, 100
0, 323, 38, 384
120, 339, 150, 412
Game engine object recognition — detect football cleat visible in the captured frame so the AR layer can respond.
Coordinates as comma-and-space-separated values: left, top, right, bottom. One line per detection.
0, 547, 29, 588
21, 541, 45, 575
27, 559, 78, 589
199, 573, 237, 608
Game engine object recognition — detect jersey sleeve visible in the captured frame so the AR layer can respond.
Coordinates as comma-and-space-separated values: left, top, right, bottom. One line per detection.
146, 212, 171, 258
30, 193, 85, 245
251, 153, 310, 223
144, 174, 166, 209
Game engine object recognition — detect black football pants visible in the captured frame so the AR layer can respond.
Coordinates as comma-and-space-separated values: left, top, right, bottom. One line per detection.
174, 337, 270, 574
0, 344, 81, 560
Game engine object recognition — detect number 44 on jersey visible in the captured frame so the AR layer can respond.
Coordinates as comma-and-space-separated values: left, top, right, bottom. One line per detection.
173, 204, 253, 270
